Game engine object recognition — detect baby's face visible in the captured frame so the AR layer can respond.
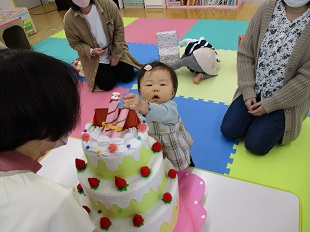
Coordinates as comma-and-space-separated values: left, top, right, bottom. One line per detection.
139, 69, 175, 105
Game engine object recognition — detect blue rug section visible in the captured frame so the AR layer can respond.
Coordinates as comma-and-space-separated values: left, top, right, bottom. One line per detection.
182, 20, 249, 51
175, 97, 236, 174
33, 38, 77, 64
128, 42, 159, 64
128, 88, 236, 174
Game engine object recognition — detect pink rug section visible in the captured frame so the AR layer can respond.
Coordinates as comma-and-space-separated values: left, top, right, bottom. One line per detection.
70, 82, 130, 138
175, 168, 207, 231
124, 18, 198, 45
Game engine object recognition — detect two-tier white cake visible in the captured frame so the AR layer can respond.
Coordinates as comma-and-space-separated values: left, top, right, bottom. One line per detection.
74, 93, 179, 231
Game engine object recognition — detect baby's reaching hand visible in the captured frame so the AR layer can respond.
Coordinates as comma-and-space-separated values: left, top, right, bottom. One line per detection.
123, 93, 149, 115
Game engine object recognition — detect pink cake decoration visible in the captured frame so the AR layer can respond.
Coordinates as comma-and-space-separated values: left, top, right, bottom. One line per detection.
174, 168, 207, 232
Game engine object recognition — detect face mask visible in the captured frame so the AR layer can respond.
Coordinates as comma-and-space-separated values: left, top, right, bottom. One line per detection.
72, 0, 90, 8
283, 0, 310, 7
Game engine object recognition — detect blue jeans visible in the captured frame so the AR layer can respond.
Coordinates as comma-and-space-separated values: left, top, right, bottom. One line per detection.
221, 95, 285, 155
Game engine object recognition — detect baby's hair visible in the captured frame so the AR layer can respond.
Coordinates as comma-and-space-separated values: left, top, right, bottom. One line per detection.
137, 61, 178, 98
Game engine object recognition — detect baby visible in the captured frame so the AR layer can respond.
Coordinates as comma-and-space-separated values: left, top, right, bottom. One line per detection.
123, 61, 195, 171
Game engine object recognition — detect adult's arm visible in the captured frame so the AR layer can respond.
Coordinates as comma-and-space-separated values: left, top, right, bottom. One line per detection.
262, 59, 310, 113
237, 2, 268, 101
63, 12, 93, 60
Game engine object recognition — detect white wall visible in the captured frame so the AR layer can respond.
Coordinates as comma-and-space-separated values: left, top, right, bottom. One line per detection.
0, 0, 15, 7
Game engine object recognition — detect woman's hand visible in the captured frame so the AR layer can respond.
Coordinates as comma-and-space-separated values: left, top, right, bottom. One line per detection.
109, 56, 119, 66
245, 98, 257, 111
248, 101, 267, 116
91, 48, 107, 56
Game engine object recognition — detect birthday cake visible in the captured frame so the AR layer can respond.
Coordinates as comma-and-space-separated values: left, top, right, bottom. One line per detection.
74, 92, 179, 231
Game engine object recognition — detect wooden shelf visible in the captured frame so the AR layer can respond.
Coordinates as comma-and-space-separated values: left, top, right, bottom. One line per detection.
166, 0, 242, 9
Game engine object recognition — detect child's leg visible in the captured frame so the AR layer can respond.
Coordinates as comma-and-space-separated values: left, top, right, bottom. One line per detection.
193, 73, 214, 84
189, 155, 195, 167
193, 73, 203, 85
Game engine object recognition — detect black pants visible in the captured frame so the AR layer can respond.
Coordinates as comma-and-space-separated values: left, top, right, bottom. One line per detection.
95, 61, 135, 91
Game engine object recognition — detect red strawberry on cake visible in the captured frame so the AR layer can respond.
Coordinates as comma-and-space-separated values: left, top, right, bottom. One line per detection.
162, 192, 173, 204
100, 217, 111, 230
115, 176, 128, 191
152, 141, 162, 152
75, 158, 86, 171
133, 214, 144, 227
88, 177, 99, 189
140, 166, 151, 177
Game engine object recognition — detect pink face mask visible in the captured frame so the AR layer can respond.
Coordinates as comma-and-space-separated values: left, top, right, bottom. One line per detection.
72, 0, 90, 8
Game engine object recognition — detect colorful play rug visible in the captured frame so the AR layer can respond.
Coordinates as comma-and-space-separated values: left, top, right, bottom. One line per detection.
33, 17, 309, 232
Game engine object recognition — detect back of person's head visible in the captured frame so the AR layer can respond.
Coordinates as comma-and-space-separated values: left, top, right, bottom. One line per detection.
137, 61, 178, 98
69, 0, 95, 11
0, 49, 81, 152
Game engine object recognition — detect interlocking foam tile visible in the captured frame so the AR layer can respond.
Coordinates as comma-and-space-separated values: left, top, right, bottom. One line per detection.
127, 42, 159, 64
181, 20, 249, 50
227, 118, 310, 232
124, 18, 198, 45
49, 17, 138, 40
70, 83, 131, 138
176, 48, 237, 105
128, 88, 235, 174
50, 30, 66, 39
123, 17, 138, 27
33, 38, 77, 64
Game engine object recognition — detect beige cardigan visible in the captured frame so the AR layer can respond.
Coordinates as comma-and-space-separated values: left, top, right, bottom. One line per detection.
236, 0, 310, 144
63, 0, 143, 91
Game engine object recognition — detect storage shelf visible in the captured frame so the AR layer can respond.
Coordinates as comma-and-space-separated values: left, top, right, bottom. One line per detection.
166, 0, 242, 9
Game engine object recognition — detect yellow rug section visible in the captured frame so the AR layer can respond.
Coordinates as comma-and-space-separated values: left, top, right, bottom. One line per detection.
50, 30, 66, 39
227, 117, 310, 232
175, 48, 237, 104
123, 17, 138, 27
49, 17, 138, 39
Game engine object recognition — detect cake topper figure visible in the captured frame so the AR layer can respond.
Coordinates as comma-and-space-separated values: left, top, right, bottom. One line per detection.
93, 92, 140, 138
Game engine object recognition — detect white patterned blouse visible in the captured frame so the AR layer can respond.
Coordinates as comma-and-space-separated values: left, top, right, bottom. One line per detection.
255, 0, 310, 98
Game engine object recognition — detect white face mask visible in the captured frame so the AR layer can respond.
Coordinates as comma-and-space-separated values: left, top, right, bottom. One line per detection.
72, 0, 90, 8
283, 0, 310, 7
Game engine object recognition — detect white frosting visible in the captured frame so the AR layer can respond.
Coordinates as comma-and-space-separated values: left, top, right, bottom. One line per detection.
78, 145, 164, 209
76, 160, 179, 232
82, 121, 150, 171
76, 115, 179, 231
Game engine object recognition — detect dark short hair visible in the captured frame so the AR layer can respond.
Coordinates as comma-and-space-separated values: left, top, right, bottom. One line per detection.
0, 49, 81, 151
137, 61, 178, 98
69, 0, 95, 12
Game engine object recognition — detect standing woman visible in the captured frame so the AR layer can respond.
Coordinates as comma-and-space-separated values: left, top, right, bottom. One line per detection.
64, 0, 143, 91
221, 0, 310, 155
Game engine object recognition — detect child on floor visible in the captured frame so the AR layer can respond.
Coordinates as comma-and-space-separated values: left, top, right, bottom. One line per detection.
123, 61, 195, 171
